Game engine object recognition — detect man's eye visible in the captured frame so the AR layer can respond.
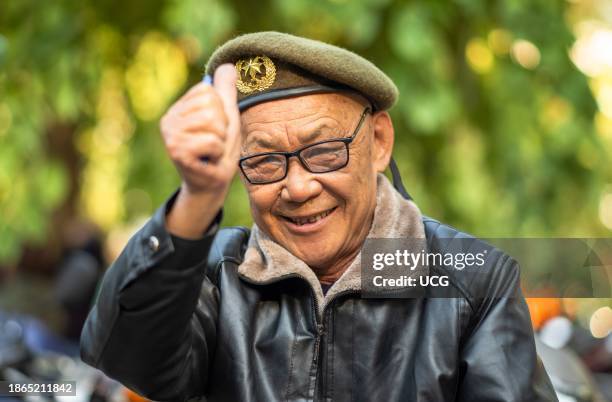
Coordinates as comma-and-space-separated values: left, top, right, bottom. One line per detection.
303, 143, 345, 160
308, 146, 339, 156
243, 154, 285, 173
257, 155, 284, 166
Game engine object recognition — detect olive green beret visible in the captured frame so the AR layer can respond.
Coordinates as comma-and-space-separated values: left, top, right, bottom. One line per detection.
205, 31, 398, 112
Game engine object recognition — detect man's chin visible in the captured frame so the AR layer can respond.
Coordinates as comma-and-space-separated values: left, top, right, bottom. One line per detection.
288, 244, 335, 268
268, 227, 339, 265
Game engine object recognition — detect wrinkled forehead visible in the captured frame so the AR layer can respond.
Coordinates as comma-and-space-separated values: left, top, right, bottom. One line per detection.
240, 92, 367, 130
239, 93, 367, 151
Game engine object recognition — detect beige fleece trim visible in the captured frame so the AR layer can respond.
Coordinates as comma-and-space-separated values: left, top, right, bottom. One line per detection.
238, 173, 426, 317
239, 227, 326, 307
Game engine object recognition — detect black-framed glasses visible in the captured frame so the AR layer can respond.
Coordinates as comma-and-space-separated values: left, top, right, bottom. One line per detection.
239, 107, 371, 184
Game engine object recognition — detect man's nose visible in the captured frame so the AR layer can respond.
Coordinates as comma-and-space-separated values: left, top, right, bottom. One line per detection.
280, 158, 323, 203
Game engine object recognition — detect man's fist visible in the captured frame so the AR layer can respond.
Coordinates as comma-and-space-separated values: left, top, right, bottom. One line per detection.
160, 64, 241, 196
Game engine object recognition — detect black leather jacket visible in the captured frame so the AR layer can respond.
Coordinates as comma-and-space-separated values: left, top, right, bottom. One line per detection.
80, 202, 557, 402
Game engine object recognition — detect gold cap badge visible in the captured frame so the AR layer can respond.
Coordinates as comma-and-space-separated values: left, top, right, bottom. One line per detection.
235, 55, 276, 94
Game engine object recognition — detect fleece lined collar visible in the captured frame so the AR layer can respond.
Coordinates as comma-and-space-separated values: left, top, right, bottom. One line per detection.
237, 173, 426, 316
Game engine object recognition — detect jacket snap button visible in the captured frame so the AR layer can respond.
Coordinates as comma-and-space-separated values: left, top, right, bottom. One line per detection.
148, 235, 160, 252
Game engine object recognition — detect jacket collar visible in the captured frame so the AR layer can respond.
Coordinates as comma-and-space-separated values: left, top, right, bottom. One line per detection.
238, 173, 426, 314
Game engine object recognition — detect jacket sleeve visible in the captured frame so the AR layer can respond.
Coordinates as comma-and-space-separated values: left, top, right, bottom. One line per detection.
456, 255, 558, 402
80, 195, 222, 401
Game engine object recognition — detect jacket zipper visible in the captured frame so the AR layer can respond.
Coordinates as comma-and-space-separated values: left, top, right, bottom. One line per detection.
312, 289, 360, 401
238, 272, 362, 401
307, 283, 323, 401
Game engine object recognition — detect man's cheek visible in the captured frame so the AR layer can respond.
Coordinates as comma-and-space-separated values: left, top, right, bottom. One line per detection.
247, 185, 277, 209
247, 196, 269, 227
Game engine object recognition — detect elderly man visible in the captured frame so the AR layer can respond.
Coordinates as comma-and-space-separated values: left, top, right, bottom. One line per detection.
80, 32, 557, 401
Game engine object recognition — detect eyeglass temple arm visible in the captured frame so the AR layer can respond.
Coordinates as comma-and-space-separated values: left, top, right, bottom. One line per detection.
350, 107, 372, 139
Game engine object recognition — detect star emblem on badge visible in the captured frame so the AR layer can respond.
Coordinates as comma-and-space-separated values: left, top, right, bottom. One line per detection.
235, 55, 276, 94
241, 58, 264, 81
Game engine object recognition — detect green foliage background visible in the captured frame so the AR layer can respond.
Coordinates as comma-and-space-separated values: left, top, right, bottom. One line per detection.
0, 0, 610, 266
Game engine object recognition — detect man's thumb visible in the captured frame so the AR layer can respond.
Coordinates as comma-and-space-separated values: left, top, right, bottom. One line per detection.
213, 64, 241, 158
213, 64, 239, 117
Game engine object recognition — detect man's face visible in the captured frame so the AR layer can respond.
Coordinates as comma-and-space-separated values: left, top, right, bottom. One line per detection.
239, 93, 392, 271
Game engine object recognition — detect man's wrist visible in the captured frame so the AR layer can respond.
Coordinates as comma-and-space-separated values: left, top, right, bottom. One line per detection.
170, 207, 222, 238
165, 185, 226, 239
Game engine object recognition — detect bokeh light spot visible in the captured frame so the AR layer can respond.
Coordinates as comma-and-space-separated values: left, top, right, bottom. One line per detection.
589, 306, 612, 338
466, 38, 494, 74
511, 39, 541, 70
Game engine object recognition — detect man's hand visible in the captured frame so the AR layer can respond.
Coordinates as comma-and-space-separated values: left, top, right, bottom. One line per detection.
161, 64, 241, 238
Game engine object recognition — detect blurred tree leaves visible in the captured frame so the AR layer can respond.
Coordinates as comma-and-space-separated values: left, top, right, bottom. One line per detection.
0, 0, 609, 266
163, 0, 236, 57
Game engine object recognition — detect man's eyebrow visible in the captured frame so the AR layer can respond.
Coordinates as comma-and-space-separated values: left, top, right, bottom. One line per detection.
245, 122, 342, 152
248, 136, 276, 150
300, 123, 342, 143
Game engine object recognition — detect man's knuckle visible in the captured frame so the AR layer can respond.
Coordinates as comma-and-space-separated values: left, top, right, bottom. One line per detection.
160, 115, 170, 132
204, 135, 224, 150
200, 105, 227, 125
194, 88, 218, 106
169, 149, 180, 161
165, 134, 176, 147
166, 139, 184, 160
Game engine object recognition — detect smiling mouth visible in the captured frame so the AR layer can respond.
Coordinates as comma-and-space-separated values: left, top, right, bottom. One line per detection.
281, 207, 337, 226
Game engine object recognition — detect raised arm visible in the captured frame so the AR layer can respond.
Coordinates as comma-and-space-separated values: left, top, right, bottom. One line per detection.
80, 200, 221, 400
80, 64, 242, 401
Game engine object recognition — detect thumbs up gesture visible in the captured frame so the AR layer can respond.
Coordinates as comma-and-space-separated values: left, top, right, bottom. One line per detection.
160, 64, 242, 238
161, 64, 241, 194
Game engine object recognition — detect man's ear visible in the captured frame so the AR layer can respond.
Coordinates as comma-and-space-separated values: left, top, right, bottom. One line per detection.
371, 111, 394, 173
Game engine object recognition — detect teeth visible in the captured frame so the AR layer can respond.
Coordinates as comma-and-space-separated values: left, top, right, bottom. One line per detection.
290, 209, 333, 226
